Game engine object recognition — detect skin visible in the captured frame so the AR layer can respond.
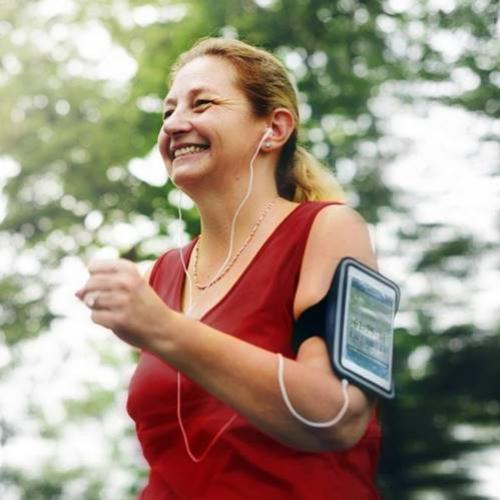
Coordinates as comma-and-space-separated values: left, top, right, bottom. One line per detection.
76, 56, 377, 452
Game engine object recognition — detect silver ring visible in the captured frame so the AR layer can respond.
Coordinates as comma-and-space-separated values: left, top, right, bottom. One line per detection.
84, 292, 99, 309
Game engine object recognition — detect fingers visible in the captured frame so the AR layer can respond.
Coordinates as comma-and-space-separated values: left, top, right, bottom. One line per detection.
88, 258, 135, 275
87, 259, 118, 274
89, 309, 117, 331
83, 291, 99, 308
76, 258, 140, 301
80, 275, 115, 292
83, 290, 117, 310
75, 275, 115, 302
76, 259, 117, 300
76, 257, 145, 319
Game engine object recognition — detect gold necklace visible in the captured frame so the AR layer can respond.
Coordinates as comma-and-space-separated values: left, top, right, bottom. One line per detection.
192, 197, 279, 290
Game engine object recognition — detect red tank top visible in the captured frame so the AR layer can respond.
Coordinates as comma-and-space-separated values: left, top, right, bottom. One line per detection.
127, 201, 381, 499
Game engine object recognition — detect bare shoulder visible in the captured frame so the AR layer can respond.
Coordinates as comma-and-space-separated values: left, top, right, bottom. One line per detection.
309, 204, 377, 266
293, 204, 378, 319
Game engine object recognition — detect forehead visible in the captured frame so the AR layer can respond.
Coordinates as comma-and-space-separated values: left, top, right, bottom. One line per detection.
166, 56, 240, 103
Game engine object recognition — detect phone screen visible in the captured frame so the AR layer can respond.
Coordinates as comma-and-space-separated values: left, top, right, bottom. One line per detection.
340, 266, 396, 391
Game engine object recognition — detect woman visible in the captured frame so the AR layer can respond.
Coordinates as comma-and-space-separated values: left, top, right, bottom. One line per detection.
77, 38, 381, 499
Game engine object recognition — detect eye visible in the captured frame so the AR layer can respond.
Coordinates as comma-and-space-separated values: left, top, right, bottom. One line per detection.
194, 99, 213, 110
163, 109, 174, 120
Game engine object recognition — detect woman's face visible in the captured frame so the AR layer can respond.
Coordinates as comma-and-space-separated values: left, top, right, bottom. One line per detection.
158, 56, 267, 189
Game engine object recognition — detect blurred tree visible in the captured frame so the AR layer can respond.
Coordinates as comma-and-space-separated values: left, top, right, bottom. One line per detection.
0, 0, 499, 498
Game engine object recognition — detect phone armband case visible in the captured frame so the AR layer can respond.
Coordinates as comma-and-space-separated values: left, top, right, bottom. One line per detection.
292, 257, 400, 399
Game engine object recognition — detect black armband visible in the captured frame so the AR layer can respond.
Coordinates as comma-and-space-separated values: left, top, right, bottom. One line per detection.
290, 257, 400, 399
291, 295, 328, 353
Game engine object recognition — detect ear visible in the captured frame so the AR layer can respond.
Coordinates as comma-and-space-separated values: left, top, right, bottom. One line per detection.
264, 108, 295, 151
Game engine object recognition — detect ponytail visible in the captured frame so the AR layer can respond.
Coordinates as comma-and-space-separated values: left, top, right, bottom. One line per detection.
289, 147, 345, 202
276, 131, 345, 203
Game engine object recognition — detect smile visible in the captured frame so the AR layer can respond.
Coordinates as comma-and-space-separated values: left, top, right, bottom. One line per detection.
173, 144, 209, 159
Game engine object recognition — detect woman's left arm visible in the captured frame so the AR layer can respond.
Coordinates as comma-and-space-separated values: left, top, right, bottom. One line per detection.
76, 205, 377, 453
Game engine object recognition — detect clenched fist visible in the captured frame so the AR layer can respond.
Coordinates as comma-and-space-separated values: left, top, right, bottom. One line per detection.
75, 259, 173, 351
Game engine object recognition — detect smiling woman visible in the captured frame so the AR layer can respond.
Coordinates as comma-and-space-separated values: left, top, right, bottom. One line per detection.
158, 56, 273, 199
77, 37, 382, 500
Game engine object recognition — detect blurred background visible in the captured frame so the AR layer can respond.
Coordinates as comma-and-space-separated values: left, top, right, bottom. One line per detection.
1, 0, 499, 498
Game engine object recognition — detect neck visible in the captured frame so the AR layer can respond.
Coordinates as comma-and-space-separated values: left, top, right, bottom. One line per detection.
196, 189, 282, 261
184, 153, 282, 259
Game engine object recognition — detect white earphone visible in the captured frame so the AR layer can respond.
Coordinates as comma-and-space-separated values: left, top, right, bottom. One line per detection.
263, 127, 273, 148
176, 124, 275, 316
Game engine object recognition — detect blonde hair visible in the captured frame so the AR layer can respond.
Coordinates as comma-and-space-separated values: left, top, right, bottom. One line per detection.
171, 37, 345, 203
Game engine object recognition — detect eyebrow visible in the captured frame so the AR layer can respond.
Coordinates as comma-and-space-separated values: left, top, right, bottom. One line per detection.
163, 86, 218, 106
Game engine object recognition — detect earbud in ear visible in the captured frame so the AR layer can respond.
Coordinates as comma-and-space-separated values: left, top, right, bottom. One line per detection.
263, 127, 273, 139
262, 127, 273, 149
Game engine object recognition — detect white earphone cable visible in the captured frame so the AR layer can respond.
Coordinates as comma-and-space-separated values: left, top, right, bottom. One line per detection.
176, 194, 193, 310
177, 128, 272, 316
277, 353, 350, 428
174, 128, 272, 462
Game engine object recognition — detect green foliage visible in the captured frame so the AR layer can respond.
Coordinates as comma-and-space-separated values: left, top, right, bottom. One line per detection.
0, 465, 117, 500
1, 274, 57, 345
63, 385, 117, 419
379, 323, 500, 498
415, 236, 480, 274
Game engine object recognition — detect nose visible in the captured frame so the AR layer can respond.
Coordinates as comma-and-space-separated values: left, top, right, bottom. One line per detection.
162, 108, 193, 137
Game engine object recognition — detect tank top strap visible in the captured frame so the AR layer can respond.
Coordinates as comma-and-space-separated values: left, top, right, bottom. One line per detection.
255, 200, 345, 277
148, 246, 189, 310
276, 200, 344, 253
248, 200, 343, 313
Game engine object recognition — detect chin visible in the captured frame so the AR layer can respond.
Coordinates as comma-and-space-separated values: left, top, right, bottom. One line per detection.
170, 167, 207, 191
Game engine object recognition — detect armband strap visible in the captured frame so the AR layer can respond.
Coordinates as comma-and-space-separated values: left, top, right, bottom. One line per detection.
291, 295, 328, 353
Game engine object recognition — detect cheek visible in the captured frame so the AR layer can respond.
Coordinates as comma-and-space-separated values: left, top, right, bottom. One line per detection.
157, 129, 171, 162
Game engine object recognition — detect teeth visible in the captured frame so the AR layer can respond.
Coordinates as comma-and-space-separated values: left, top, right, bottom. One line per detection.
174, 145, 208, 159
